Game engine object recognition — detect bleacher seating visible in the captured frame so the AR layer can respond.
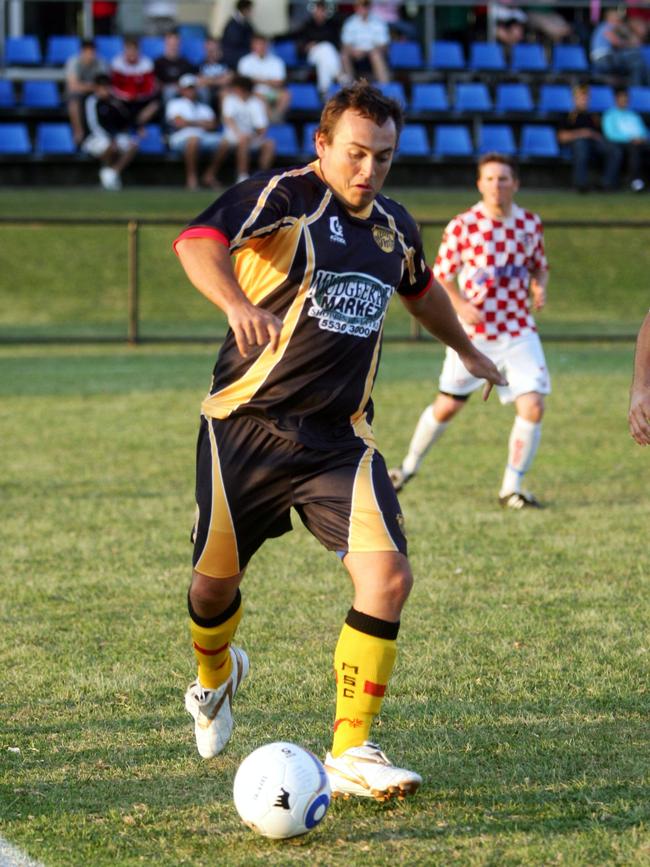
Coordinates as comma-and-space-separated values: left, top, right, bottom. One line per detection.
551, 44, 588, 75
389, 41, 424, 70
268, 123, 299, 156
138, 124, 166, 154
397, 124, 429, 156
538, 83, 574, 114
453, 82, 492, 113
273, 40, 301, 69
302, 122, 318, 155
0, 123, 31, 154
629, 86, 650, 113
429, 41, 464, 71
5, 35, 42, 66
22, 80, 61, 108
433, 125, 473, 157
469, 42, 506, 73
587, 84, 615, 112
287, 83, 321, 112
510, 43, 547, 74
520, 125, 559, 158
35, 122, 75, 154
95, 35, 124, 63
181, 37, 206, 66
0, 80, 16, 108
140, 36, 165, 60
495, 83, 534, 114
409, 83, 448, 114
478, 124, 517, 155
376, 81, 407, 107
45, 35, 81, 66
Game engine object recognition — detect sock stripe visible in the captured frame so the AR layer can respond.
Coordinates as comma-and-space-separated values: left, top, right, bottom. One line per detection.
363, 680, 386, 697
192, 640, 229, 657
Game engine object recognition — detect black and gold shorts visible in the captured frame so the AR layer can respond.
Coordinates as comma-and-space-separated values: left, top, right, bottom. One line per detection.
192, 414, 407, 578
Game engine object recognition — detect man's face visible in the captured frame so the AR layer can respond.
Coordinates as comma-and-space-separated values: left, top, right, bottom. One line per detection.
616, 91, 629, 108
315, 109, 397, 213
477, 161, 519, 211
252, 37, 267, 56
356, 1, 370, 19
575, 88, 588, 110
124, 42, 139, 63
165, 34, 180, 57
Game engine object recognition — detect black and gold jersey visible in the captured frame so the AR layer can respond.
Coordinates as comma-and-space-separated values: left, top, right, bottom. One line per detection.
174, 161, 433, 449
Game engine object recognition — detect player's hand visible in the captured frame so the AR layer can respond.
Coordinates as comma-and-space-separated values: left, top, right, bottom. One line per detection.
228, 303, 283, 358
530, 279, 546, 311
457, 299, 483, 326
460, 349, 508, 402
629, 387, 650, 445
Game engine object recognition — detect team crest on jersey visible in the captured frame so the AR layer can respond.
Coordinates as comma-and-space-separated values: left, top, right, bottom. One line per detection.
307, 270, 393, 337
372, 224, 395, 253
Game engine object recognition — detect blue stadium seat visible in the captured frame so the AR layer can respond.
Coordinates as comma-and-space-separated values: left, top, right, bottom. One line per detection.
177, 23, 208, 41
588, 84, 615, 112
409, 83, 448, 114
537, 83, 573, 114
140, 36, 164, 60
520, 124, 559, 157
287, 82, 321, 111
510, 43, 547, 73
629, 85, 650, 113
95, 35, 124, 62
0, 79, 16, 108
5, 35, 42, 65
433, 125, 473, 157
388, 40, 424, 69
397, 124, 429, 156
429, 41, 465, 70
454, 82, 492, 113
0, 122, 31, 153
35, 122, 76, 154
551, 44, 588, 73
273, 40, 300, 68
302, 122, 318, 154
22, 80, 61, 108
182, 36, 206, 66
376, 82, 407, 107
495, 82, 534, 114
138, 124, 166, 154
478, 123, 516, 155
45, 35, 81, 65
268, 123, 299, 156
469, 41, 506, 72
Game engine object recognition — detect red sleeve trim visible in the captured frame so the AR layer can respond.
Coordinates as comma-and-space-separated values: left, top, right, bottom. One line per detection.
406, 266, 434, 300
173, 226, 230, 255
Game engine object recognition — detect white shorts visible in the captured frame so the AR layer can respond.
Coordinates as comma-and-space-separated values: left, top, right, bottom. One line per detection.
438, 331, 551, 405
82, 132, 137, 157
169, 129, 222, 151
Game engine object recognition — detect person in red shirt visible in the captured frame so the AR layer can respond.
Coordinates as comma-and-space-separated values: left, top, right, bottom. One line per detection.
110, 35, 161, 127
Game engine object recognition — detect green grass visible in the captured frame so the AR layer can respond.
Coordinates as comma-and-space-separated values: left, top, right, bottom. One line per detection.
1, 340, 649, 866
1, 187, 650, 340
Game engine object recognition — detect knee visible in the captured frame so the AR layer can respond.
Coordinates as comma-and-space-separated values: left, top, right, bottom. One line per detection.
384, 564, 414, 610
189, 570, 240, 616
434, 394, 464, 423
519, 395, 545, 423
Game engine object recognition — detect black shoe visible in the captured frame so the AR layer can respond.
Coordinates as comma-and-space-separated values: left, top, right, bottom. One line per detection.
499, 491, 543, 510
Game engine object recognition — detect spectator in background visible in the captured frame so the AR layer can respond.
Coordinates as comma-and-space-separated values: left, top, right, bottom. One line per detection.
603, 87, 650, 191
93, 1, 118, 35
154, 29, 197, 101
111, 35, 161, 129
82, 73, 140, 190
293, 0, 344, 99
626, 0, 650, 42
371, 1, 417, 41
340, 0, 390, 84
590, 8, 649, 86
198, 37, 233, 111
557, 83, 623, 193
494, 5, 527, 49
205, 74, 275, 185
166, 73, 223, 190
222, 0, 255, 70
238, 34, 291, 123
65, 38, 107, 146
144, 0, 178, 35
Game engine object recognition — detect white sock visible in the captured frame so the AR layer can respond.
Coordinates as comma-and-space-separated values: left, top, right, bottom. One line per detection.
500, 416, 542, 497
402, 405, 449, 476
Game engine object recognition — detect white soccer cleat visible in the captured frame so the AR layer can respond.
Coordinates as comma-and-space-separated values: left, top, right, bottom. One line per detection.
184, 645, 249, 759
99, 166, 121, 191
388, 467, 413, 493
324, 741, 422, 802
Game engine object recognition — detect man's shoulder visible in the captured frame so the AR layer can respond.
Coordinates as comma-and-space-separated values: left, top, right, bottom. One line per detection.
514, 203, 543, 226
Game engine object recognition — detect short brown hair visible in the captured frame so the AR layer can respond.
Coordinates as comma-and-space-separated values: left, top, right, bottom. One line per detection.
477, 152, 519, 179
317, 80, 404, 143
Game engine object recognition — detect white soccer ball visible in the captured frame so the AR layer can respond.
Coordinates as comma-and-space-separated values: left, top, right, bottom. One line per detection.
233, 741, 331, 839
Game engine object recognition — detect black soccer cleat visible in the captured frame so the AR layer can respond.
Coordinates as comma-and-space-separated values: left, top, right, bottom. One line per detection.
499, 491, 544, 510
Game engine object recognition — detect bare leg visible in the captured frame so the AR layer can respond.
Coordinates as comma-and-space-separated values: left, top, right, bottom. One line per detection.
184, 136, 201, 189
368, 47, 390, 83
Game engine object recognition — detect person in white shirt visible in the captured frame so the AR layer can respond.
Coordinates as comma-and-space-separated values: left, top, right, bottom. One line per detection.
204, 74, 275, 185
166, 73, 223, 190
341, 0, 390, 84
237, 34, 291, 123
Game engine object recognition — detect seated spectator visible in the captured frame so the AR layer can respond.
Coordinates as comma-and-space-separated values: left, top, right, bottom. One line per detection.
627, 0, 650, 42
590, 8, 649, 86
557, 84, 623, 192
495, 2, 572, 48
206, 74, 275, 185
494, 5, 527, 49
144, 0, 178, 36
371, 1, 417, 41
603, 87, 650, 191
65, 39, 107, 146
237, 34, 291, 123
111, 35, 161, 129
154, 29, 196, 101
222, 0, 255, 70
293, 0, 344, 99
166, 73, 223, 190
340, 0, 390, 84
198, 37, 233, 110
82, 73, 140, 191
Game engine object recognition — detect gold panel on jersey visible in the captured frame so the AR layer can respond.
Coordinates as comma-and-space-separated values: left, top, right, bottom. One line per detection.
348, 448, 399, 553
234, 220, 302, 307
372, 224, 395, 253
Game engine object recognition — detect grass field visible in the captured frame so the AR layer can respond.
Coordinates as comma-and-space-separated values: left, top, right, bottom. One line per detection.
1, 186, 649, 866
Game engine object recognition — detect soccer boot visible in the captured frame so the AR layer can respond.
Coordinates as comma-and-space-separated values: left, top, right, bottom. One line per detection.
388, 467, 413, 493
184, 645, 249, 759
324, 741, 422, 802
499, 491, 543, 510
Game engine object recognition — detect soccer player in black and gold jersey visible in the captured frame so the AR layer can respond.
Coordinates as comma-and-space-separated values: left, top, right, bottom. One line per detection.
174, 82, 505, 801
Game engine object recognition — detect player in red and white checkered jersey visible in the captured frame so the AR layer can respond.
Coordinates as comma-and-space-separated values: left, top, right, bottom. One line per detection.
390, 153, 551, 509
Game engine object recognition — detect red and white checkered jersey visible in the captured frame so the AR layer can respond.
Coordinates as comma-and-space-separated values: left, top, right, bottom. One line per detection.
433, 202, 548, 341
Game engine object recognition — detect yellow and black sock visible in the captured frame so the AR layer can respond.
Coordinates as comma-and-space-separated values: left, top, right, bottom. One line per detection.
188, 589, 242, 690
331, 607, 399, 758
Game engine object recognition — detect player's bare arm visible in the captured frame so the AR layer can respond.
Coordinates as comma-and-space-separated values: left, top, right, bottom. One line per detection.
437, 275, 484, 326
530, 270, 549, 311
401, 280, 506, 397
629, 311, 650, 445
176, 237, 282, 357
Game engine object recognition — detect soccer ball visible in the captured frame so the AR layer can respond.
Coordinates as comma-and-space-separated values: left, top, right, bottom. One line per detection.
233, 741, 331, 839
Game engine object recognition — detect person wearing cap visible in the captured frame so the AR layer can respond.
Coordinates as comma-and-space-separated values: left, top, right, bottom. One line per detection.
166, 73, 223, 190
